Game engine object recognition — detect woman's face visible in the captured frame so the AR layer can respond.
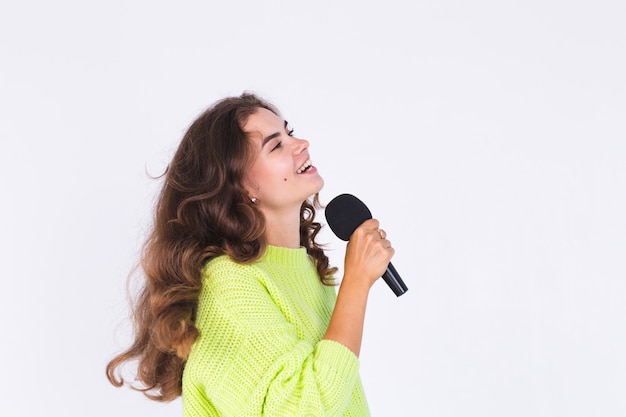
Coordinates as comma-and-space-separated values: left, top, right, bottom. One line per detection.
242, 107, 324, 211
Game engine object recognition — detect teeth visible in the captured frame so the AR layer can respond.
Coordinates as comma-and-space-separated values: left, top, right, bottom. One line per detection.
296, 159, 312, 174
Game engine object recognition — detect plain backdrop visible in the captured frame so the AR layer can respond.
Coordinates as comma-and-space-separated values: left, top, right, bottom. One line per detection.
1, 1, 625, 416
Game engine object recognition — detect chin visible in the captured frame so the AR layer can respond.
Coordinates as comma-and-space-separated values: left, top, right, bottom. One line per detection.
312, 177, 324, 194
299, 175, 324, 200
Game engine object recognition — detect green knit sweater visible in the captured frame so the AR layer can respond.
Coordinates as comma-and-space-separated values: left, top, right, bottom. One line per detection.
182, 245, 370, 416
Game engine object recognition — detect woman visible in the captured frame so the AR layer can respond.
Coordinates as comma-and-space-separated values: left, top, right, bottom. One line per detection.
106, 92, 394, 416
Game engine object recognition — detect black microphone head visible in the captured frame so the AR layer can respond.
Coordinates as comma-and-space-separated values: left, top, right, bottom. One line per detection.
325, 193, 372, 241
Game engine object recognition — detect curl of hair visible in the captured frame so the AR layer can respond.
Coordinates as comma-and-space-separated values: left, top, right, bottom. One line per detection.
106, 93, 337, 401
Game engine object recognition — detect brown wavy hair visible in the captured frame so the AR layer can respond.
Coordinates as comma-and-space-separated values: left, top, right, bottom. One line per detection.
106, 92, 337, 401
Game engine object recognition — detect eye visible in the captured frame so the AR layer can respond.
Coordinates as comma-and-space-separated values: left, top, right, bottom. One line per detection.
271, 141, 282, 151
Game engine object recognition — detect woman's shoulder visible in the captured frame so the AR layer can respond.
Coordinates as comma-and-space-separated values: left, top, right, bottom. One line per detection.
197, 254, 278, 321
204, 253, 252, 271
201, 254, 264, 289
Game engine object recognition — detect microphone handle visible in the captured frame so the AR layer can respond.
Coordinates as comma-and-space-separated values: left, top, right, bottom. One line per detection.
382, 262, 408, 297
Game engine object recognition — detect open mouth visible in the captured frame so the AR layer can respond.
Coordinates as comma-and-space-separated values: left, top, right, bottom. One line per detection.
296, 159, 313, 174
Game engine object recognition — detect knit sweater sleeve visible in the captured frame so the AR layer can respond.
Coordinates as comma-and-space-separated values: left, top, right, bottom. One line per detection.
182, 254, 365, 417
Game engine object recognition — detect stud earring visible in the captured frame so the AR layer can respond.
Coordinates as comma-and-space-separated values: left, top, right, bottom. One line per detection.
251, 197, 257, 204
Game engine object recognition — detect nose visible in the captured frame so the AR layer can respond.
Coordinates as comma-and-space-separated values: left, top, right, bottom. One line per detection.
293, 137, 309, 154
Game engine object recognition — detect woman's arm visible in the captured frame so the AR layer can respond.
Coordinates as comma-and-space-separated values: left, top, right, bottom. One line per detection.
323, 218, 394, 357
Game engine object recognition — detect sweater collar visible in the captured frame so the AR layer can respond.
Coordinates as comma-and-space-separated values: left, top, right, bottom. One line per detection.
260, 245, 310, 270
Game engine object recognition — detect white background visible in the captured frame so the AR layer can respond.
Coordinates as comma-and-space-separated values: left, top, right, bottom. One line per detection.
1, 1, 625, 416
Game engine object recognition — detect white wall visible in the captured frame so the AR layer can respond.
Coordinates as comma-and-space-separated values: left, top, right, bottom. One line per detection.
1, 1, 625, 416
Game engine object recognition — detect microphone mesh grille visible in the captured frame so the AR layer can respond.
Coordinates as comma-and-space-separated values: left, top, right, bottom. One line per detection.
324, 194, 372, 241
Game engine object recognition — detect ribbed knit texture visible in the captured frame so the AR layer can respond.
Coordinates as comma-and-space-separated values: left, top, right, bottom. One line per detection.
182, 245, 370, 416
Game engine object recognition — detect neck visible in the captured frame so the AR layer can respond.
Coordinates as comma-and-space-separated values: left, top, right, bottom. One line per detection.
261, 208, 302, 249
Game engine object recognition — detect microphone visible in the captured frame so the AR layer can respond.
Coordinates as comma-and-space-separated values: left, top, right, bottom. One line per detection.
325, 193, 408, 297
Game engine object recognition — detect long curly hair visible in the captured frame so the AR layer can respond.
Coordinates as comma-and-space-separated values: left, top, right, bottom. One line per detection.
106, 92, 337, 401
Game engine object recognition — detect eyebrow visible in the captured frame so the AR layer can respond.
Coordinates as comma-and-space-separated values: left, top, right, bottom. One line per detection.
261, 121, 289, 148
261, 132, 281, 148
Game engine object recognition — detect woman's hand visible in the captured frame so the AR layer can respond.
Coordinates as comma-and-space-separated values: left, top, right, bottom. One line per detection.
341, 218, 395, 290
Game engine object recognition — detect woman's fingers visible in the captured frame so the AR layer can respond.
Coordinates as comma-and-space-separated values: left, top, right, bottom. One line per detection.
343, 218, 394, 287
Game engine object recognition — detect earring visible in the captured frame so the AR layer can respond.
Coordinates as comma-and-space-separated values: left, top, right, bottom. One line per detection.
251, 197, 257, 204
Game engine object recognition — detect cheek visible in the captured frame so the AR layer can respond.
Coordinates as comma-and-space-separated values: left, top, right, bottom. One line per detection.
246, 162, 285, 190
243, 164, 261, 190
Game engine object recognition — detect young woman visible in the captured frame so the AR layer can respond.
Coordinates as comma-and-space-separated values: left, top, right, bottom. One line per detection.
106, 93, 394, 416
